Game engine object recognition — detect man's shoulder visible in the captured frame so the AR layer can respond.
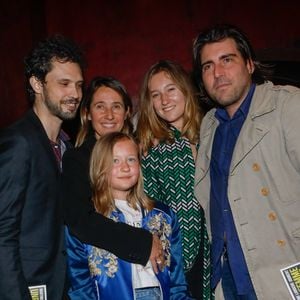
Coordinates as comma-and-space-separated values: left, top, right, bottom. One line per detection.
251, 82, 300, 114
0, 110, 48, 155
256, 81, 300, 97
200, 107, 217, 133
1, 110, 41, 137
203, 107, 217, 119
0, 113, 36, 139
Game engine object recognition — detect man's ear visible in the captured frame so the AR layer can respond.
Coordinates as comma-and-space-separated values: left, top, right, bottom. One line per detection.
29, 76, 43, 94
247, 59, 255, 75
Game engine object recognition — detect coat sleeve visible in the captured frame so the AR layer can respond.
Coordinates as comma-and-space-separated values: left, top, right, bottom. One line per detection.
168, 209, 193, 300
0, 132, 32, 299
61, 148, 152, 265
65, 227, 98, 299
282, 89, 300, 172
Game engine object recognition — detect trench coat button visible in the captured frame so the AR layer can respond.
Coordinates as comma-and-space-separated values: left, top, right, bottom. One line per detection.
268, 211, 277, 221
277, 239, 286, 247
252, 163, 260, 171
261, 187, 269, 196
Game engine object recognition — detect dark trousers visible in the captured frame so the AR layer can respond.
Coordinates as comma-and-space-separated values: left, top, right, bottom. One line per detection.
186, 252, 204, 299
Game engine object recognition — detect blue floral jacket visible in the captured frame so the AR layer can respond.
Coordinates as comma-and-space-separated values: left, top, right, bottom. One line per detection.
65, 201, 191, 299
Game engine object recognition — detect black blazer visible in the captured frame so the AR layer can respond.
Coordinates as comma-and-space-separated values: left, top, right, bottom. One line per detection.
0, 110, 67, 299
61, 135, 152, 265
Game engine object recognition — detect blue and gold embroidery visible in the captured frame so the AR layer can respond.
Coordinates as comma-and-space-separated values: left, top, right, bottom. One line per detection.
87, 214, 120, 278
146, 212, 172, 268
88, 247, 118, 278
87, 210, 172, 278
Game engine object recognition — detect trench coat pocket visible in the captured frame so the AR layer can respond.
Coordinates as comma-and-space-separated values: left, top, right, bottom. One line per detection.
291, 227, 300, 241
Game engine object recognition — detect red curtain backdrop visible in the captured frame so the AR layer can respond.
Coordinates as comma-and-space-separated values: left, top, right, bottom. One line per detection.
1, 0, 300, 130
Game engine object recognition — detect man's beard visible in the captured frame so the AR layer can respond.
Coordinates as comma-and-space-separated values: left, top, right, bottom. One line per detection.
44, 92, 79, 121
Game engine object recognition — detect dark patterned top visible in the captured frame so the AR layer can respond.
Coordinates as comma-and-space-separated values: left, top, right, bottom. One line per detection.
142, 127, 211, 299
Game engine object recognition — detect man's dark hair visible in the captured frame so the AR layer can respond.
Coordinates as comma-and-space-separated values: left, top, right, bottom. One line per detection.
24, 34, 85, 103
192, 24, 272, 108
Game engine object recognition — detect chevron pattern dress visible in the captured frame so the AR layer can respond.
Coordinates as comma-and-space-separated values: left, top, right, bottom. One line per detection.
142, 128, 211, 299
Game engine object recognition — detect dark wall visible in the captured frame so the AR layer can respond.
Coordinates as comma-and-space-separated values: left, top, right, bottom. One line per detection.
1, 0, 300, 129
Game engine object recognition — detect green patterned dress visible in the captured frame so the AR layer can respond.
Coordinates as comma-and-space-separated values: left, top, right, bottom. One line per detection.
142, 128, 211, 299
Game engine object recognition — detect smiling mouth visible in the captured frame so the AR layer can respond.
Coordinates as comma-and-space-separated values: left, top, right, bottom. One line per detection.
64, 103, 78, 111
62, 99, 80, 105
101, 123, 116, 128
62, 100, 80, 110
162, 106, 175, 112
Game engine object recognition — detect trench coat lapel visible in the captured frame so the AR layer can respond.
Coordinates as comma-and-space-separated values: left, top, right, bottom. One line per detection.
230, 83, 277, 173
230, 119, 270, 173
195, 112, 218, 184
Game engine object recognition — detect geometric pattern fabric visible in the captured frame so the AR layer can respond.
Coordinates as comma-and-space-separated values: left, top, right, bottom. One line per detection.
142, 128, 212, 299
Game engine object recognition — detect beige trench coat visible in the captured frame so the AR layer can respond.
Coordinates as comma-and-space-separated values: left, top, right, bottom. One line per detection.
195, 82, 300, 300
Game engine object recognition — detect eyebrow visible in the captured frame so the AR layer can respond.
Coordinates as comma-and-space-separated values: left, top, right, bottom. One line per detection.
93, 100, 124, 105
56, 78, 84, 84
220, 53, 237, 60
150, 83, 176, 93
201, 53, 237, 68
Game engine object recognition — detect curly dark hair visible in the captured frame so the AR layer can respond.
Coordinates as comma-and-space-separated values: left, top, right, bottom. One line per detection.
24, 34, 86, 103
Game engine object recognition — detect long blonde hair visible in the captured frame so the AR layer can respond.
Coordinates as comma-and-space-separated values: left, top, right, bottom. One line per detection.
89, 132, 154, 216
136, 60, 203, 153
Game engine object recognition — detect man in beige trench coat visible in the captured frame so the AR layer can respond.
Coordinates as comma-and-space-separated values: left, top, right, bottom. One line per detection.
193, 24, 300, 300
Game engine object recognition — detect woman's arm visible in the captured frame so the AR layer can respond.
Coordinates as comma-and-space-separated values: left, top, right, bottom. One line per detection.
61, 148, 153, 265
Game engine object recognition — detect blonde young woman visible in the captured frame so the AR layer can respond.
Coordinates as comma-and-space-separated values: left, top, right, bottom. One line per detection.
65, 132, 192, 299
136, 60, 212, 299
61, 77, 163, 273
